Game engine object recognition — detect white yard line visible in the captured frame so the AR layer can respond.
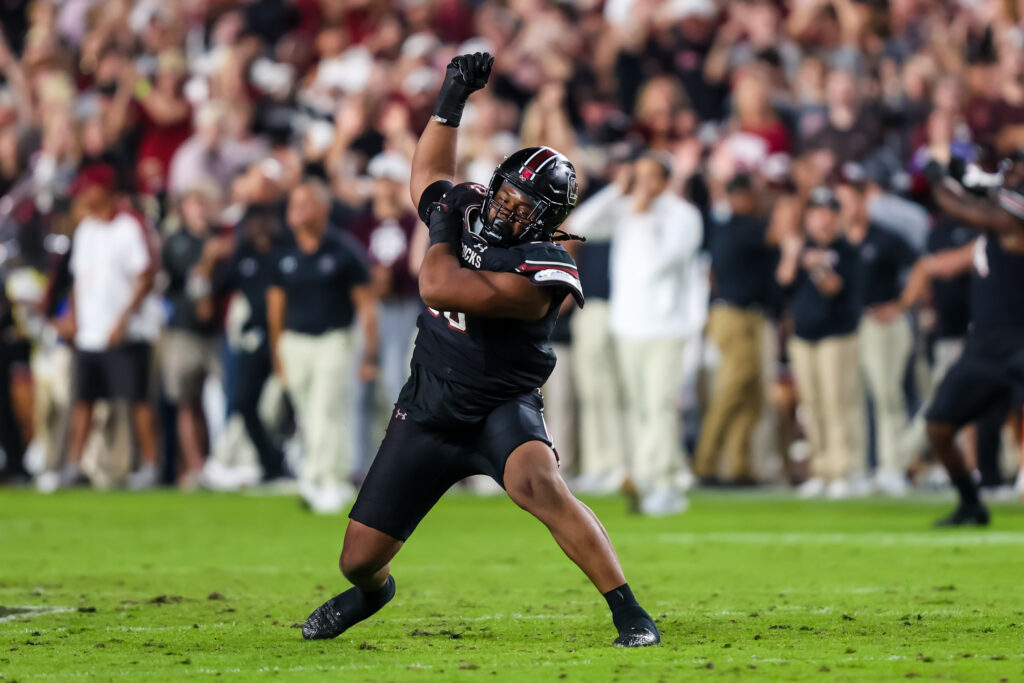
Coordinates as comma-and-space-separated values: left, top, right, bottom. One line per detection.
0, 606, 77, 623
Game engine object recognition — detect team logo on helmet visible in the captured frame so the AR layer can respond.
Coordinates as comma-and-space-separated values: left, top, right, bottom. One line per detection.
566, 173, 579, 205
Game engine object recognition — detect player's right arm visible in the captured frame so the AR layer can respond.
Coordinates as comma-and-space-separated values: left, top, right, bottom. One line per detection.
419, 243, 552, 321
926, 161, 1024, 235
409, 52, 494, 211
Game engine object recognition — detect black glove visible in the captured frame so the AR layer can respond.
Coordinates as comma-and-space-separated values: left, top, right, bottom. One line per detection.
922, 159, 947, 185
427, 204, 462, 247
432, 52, 494, 128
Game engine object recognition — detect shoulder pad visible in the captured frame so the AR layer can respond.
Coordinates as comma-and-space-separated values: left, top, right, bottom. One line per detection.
513, 242, 583, 308
510, 241, 578, 268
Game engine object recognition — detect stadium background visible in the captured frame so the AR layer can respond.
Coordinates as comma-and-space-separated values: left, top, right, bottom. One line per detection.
1, 0, 1024, 679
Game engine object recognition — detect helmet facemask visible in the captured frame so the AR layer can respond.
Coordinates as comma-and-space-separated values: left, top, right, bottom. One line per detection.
478, 179, 549, 247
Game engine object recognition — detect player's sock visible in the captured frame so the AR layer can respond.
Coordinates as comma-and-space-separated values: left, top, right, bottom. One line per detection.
934, 474, 989, 527
604, 583, 660, 647
951, 473, 980, 507
302, 575, 396, 640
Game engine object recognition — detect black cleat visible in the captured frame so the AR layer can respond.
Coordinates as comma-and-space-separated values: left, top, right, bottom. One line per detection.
302, 595, 350, 640
302, 575, 396, 640
614, 621, 661, 647
612, 605, 661, 648
933, 502, 990, 528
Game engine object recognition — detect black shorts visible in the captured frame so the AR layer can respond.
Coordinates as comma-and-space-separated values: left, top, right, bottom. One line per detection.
73, 343, 152, 403
925, 333, 1024, 428
349, 366, 553, 541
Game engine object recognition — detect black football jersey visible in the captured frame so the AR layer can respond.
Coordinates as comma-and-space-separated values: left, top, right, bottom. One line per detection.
410, 182, 584, 403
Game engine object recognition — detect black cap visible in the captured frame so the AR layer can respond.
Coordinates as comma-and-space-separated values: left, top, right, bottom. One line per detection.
807, 186, 840, 211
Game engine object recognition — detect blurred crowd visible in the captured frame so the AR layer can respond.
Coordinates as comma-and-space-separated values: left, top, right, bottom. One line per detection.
0, 0, 1022, 511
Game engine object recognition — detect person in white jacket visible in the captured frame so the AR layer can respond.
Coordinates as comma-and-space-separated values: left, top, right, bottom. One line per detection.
570, 153, 704, 515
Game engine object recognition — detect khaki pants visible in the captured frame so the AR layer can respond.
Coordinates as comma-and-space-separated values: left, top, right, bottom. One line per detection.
858, 314, 912, 474
789, 333, 865, 482
695, 305, 765, 480
615, 335, 686, 492
543, 342, 576, 472
279, 329, 355, 489
570, 301, 627, 480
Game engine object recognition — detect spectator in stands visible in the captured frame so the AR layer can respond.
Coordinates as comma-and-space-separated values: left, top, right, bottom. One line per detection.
62, 165, 162, 489
572, 153, 704, 515
167, 101, 267, 200
267, 180, 378, 513
160, 184, 224, 490
107, 50, 193, 197
837, 169, 918, 496
696, 174, 779, 486
196, 204, 287, 487
777, 187, 866, 499
568, 224, 627, 494
347, 152, 421, 470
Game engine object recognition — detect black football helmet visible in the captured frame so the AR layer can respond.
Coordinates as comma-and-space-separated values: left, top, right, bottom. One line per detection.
477, 146, 579, 246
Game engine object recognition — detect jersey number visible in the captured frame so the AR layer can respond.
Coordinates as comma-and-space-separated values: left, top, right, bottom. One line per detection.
427, 307, 467, 333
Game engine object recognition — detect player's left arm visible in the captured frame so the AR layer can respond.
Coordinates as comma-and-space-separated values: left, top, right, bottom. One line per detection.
409, 52, 494, 212
419, 243, 552, 321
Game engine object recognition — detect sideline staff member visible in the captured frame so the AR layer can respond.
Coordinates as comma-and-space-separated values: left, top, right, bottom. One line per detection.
268, 180, 378, 514
777, 186, 865, 500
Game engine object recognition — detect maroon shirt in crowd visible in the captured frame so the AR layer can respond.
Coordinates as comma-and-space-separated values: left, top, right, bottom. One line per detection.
347, 210, 420, 301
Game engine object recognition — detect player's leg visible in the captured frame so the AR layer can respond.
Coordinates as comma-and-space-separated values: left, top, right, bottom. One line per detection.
302, 406, 464, 640
925, 351, 1008, 526
302, 520, 402, 640
503, 440, 660, 647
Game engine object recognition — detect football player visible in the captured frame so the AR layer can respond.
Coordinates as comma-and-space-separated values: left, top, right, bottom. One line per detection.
301, 53, 661, 648
923, 150, 1024, 526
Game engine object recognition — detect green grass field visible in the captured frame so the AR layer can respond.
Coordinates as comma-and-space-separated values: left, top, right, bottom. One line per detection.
2, 489, 1024, 682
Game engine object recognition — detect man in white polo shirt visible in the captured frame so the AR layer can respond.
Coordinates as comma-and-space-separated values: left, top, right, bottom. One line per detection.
570, 153, 705, 515
61, 165, 163, 489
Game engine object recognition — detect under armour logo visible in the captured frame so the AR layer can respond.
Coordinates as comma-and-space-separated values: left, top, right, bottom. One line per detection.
394, 408, 407, 421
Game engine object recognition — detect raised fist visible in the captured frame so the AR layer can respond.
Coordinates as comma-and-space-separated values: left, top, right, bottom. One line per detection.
433, 52, 494, 128
445, 52, 494, 93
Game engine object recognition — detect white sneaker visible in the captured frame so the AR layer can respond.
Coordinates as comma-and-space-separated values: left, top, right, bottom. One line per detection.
922, 464, 951, 490
797, 477, 826, 499
570, 472, 601, 493
980, 485, 1017, 503
128, 464, 159, 490
309, 482, 355, 515
674, 469, 696, 492
464, 474, 505, 496
200, 461, 240, 492
572, 471, 625, 495
847, 473, 873, 498
875, 470, 908, 497
639, 489, 688, 516
36, 470, 60, 494
232, 463, 263, 488
826, 479, 850, 500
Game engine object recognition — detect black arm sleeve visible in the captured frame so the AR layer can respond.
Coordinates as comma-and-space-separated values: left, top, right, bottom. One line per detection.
417, 180, 454, 223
